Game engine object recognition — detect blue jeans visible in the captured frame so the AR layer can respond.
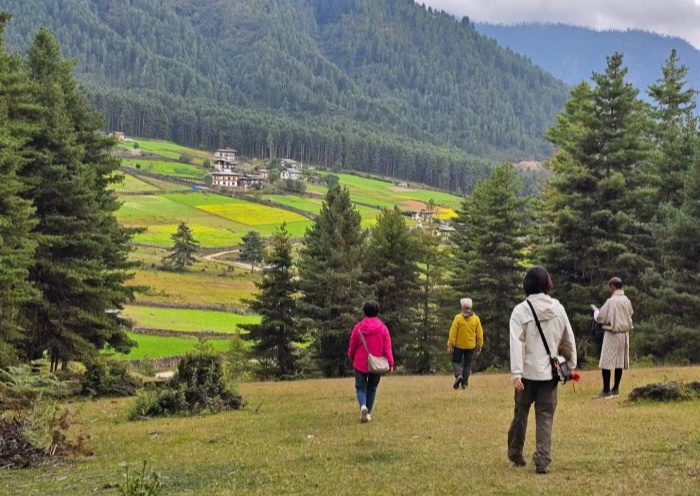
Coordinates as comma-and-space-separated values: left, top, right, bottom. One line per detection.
355, 369, 382, 413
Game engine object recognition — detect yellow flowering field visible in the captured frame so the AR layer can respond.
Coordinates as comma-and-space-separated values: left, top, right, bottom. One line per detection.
435, 208, 458, 220
197, 203, 309, 226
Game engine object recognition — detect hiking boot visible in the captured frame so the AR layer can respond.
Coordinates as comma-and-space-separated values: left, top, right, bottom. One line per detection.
460, 381, 467, 390
366, 413, 372, 422
593, 390, 613, 400
611, 388, 620, 398
508, 455, 527, 467
535, 466, 549, 474
453, 375, 463, 390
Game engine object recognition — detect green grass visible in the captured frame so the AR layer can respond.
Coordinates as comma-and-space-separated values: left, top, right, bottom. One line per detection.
309, 172, 464, 211
112, 173, 161, 193
109, 333, 233, 360
120, 138, 212, 165
123, 160, 205, 180
128, 246, 259, 308
122, 306, 260, 334
4, 366, 700, 495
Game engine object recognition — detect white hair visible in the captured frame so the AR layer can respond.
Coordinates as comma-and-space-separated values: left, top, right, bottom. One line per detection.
460, 298, 472, 309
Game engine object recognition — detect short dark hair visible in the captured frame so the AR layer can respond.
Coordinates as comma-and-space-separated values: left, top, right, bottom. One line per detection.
363, 300, 380, 317
608, 277, 623, 289
523, 266, 553, 296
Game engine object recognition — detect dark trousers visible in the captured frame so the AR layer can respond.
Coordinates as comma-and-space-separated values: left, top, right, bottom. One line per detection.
452, 347, 475, 385
507, 378, 558, 469
354, 369, 381, 413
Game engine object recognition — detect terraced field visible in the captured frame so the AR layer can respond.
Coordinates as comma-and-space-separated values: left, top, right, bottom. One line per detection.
122, 306, 260, 334
112, 333, 233, 360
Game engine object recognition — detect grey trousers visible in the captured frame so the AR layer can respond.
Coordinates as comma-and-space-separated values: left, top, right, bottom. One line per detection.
507, 378, 558, 468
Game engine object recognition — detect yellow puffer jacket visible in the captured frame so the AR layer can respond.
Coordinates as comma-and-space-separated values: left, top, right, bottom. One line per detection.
447, 313, 484, 350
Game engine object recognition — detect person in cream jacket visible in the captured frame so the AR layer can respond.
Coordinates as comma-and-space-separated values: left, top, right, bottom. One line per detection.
507, 266, 576, 474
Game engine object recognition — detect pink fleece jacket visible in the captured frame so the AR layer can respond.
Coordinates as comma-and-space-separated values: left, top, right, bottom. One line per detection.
347, 317, 394, 373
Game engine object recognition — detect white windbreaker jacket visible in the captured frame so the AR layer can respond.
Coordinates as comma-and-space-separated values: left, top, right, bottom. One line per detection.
510, 293, 577, 381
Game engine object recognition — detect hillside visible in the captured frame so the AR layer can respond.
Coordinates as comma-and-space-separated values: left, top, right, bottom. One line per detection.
0, 0, 569, 191
475, 22, 700, 96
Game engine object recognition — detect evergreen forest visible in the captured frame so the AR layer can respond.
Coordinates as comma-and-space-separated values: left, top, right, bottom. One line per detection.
0, 0, 571, 192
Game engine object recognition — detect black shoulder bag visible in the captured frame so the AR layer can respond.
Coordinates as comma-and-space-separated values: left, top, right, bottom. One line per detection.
526, 300, 572, 384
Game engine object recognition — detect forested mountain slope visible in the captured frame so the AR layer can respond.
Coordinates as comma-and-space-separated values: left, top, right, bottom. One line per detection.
0, 0, 569, 191
475, 23, 700, 96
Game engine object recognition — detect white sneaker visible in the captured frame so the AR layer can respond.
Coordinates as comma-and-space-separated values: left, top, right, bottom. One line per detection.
366, 413, 372, 422
360, 405, 369, 423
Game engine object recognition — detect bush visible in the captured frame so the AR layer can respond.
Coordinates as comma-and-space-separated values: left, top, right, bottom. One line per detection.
133, 142, 140, 150
128, 349, 242, 420
628, 381, 700, 402
0, 366, 71, 410
178, 154, 192, 164
82, 359, 141, 397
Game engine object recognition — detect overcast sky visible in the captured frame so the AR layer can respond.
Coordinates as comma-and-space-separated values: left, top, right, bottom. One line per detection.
421, 0, 700, 49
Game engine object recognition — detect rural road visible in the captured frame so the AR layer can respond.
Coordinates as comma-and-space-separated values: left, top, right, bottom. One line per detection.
202, 249, 261, 272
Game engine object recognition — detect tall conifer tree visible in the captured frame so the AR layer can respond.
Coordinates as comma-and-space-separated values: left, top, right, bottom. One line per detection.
540, 53, 655, 341
244, 224, 301, 378
297, 186, 366, 377
0, 13, 37, 367
362, 207, 420, 363
451, 163, 528, 367
20, 28, 137, 369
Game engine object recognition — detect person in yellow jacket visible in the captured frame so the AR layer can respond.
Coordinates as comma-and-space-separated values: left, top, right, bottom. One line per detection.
447, 298, 484, 389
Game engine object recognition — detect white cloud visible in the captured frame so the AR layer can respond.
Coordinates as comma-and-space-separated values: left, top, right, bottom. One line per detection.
421, 0, 700, 48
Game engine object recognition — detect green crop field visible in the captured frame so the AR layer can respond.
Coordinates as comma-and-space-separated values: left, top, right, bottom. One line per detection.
261, 194, 380, 228
308, 172, 463, 211
128, 246, 259, 308
122, 306, 260, 334
4, 366, 700, 495
120, 138, 212, 164
123, 160, 205, 180
112, 173, 161, 193
109, 332, 233, 360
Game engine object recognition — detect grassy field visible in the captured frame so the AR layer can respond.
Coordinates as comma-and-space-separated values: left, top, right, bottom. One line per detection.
128, 246, 259, 308
307, 172, 464, 211
3, 367, 700, 495
112, 173, 161, 194
119, 138, 212, 165
123, 160, 205, 180
108, 332, 233, 360
122, 306, 260, 334
117, 192, 314, 247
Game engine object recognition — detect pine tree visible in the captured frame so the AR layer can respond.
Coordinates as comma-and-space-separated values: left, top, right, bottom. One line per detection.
20, 28, 138, 369
163, 222, 199, 271
648, 49, 698, 207
243, 224, 301, 379
0, 12, 38, 367
362, 207, 420, 363
240, 231, 264, 272
297, 186, 366, 377
539, 52, 656, 343
451, 163, 528, 368
407, 227, 452, 374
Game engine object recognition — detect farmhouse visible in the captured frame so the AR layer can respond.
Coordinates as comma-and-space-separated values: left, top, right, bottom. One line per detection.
214, 158, 238, 172
109, 131, 126, 141
211, 171, 241, 188
281, 158, 301, 170
255, 167, 270, 179
238, 174, 265, 191
280, 168, 302, 180
214, 148, 237, 162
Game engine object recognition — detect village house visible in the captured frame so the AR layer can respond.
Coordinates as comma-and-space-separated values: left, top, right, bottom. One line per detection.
238, 174, 265, 191
280, 168, 302, 180
211, 171, 241, 188
109, 131, 126, 141
281, 158, 301, 170
255, 167, 270, 179
214, 158, 237, 172
214, 148, 237, 162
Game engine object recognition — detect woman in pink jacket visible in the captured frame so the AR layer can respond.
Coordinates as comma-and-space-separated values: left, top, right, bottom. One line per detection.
347, 301, 394, 423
